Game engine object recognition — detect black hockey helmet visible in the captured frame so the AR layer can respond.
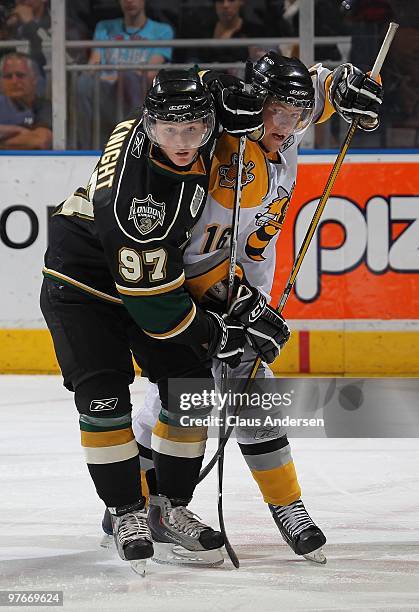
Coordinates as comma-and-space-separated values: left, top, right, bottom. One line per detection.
251, 51, 315, 136
252, 51, 315, 109
143, 68, 215, 149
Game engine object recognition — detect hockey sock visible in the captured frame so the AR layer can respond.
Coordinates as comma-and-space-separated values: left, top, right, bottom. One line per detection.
239, 436, 301, 506
80, 411, 141, 507
151, 414, 207, 502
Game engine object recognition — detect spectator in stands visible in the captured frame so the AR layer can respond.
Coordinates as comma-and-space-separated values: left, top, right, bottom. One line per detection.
76, 0, 173, 149
6, 0, 51, 90
175, 0, 265, 67
0, 51, 52, 149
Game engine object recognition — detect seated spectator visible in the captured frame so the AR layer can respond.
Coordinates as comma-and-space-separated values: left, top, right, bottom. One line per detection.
6, 0, 51, 92
76, 0, 173, 149
0, 51, 52, 149
175, 0, 266, 67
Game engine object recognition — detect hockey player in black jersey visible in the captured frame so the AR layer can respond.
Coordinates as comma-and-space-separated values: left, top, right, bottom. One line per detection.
40, 68, 289, 571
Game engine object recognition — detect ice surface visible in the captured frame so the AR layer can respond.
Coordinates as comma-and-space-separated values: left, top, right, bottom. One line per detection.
0, 376, 418, 612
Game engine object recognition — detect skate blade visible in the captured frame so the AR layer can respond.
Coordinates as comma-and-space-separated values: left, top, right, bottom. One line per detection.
130, 559, 147, 576
152, 542, 224, 567
100, 534, 114, 549
303, 547, 327, 564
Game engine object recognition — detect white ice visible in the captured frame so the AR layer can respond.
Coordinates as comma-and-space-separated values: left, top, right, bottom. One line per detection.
0, 375, 418, 612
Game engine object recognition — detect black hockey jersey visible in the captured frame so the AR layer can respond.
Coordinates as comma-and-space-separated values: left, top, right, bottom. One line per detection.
43, 113, 219, 345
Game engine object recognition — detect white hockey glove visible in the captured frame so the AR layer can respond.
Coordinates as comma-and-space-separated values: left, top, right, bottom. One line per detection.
329, 63, 383, 131
229, 285, 290, 364
206, 311, 246, 369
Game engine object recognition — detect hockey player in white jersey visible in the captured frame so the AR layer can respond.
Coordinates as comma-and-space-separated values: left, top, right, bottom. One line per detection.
102, 52, 383, 566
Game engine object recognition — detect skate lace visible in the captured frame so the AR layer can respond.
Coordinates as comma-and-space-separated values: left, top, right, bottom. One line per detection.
169, 507, 209, 539
117, 511, 150, 545
272, 500, 316, 539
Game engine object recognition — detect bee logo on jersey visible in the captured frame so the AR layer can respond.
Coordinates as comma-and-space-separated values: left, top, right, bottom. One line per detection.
128, 194, 166, 236
219, 153, 255, 189
245, 184, 294, 261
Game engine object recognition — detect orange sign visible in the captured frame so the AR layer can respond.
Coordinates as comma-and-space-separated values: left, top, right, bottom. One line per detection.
271, 161, 419, 319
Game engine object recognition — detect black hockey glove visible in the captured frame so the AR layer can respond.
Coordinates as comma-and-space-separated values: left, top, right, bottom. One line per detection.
329, 63, 383, 131
229, 285, 290, 364
206, 310, 246, 369
202, 71, 265, 138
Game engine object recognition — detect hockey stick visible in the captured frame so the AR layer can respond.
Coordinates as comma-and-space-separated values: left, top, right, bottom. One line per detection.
199, 22, 399, 483
216, 60, 255, 568
217, 134, 245, 569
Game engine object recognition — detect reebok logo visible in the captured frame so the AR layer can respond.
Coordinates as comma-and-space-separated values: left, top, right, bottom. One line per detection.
90, 398, 119, 412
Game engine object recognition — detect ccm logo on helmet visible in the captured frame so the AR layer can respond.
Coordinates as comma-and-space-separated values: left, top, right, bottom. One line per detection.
290, 90, 308, 95
168, 104, 191, 111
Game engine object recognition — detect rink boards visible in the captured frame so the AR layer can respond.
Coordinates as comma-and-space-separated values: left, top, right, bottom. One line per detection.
0, 151, 418, 374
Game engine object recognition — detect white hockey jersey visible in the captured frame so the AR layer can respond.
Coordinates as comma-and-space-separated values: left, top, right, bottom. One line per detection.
184, 63, 333, 304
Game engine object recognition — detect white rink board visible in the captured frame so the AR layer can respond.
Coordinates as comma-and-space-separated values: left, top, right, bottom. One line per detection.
0, 154, 99, 328
0, 375, 418, 612
0, 152, 417, 329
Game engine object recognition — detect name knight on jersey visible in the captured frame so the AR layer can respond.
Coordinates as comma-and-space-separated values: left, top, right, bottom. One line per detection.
96, 119, 136, 190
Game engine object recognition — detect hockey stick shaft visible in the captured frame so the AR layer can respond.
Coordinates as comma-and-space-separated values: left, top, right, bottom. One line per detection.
217, 132, 246, 569
216, 60, 255, 569
199, 22, 398, 482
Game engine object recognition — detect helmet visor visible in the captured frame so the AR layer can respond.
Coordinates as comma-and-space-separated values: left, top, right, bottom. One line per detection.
264, 97, 314, 135
144, 112, 215, 151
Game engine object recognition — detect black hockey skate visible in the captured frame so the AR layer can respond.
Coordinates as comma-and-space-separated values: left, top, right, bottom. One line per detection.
269, 499, 327, 564
109, 500, 154, 575
148, 494, 225, 567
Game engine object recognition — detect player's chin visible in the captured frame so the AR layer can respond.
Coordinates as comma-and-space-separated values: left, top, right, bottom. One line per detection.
171, 150, 195, 166
262, 133, 286, 152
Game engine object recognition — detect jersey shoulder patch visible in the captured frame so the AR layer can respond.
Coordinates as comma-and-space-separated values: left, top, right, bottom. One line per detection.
209, 133, 269, 210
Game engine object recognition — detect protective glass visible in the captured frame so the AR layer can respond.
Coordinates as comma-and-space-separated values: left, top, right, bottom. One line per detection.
144, 112, 215, 151
264, 97, 314, 134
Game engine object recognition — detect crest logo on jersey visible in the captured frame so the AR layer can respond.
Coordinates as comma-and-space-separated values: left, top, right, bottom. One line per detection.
129, 194, 166, 235
131, 131, 145, 158
245, 184, 294, 261
219, 153, 255, 189
190, 184, 205, 218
